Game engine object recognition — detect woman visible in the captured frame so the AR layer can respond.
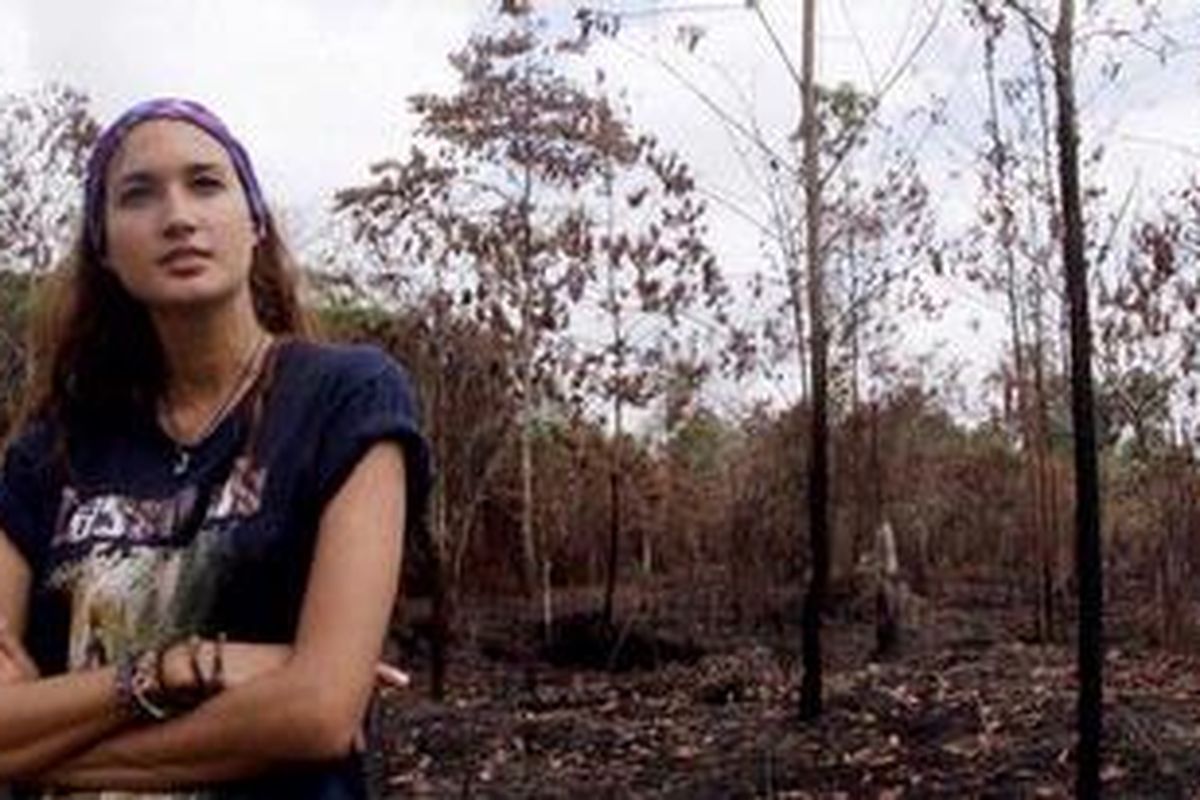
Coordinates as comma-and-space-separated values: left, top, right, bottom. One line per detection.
0, 98, 429, 798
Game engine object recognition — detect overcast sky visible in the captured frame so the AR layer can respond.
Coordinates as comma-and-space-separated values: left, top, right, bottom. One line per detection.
1, 0, 1198, 415
0, 0, 481, 220
0, 1, 959, 237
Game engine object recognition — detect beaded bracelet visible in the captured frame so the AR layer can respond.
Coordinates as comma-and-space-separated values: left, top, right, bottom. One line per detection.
115, 650, 169, 722
130, 654, 170, 721
114, 653, 137, 716
116, 635, 228, 722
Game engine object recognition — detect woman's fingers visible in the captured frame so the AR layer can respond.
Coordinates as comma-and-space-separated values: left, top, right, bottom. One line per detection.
0, 622, 23, 684
375, 662, 410, 691
0, 614, 39, 681
187, 642, 290, 691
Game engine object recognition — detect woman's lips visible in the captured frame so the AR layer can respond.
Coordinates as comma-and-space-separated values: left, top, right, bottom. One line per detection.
158, 247, 213, 267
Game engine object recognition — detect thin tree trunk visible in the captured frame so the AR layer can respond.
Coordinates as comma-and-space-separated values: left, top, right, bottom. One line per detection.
981, 10, 1048, 636
869, 401, 883, 552
1028, 13, 1063, 643
424, 516, 450, 701
427, 266, 451, 700
788, 268, 810, 402
1033, 296, 1057, 641
1052, 1, 1104, 795
798, 0, 829, 721
518, 157, 539, 600
846, 178, 867, 564
602, 165, 623, 629
981, 6, 1028, 438
603, 396, 623, 628
775, 169, 809, 402
518, 358, 538, 595
846, 176, 860, 418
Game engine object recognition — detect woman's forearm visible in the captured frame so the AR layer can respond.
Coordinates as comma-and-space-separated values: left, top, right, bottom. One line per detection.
19, 441, 406, 791
0, 667, 130, 781
35, 661, 355, 791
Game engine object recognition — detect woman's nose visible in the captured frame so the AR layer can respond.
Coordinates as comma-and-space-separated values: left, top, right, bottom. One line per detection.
161, 185, 197, 238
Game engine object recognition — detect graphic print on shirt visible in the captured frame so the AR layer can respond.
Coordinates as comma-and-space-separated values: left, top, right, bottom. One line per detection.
47, 456, 266, 674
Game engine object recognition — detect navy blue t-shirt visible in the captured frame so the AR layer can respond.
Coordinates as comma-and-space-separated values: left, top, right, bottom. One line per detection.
0, 339, 430, 800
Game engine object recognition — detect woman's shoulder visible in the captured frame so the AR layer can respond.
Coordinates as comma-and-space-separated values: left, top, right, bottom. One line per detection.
1, 414, 59, 471
279, 339, 409, 382
274, 339, 419, 405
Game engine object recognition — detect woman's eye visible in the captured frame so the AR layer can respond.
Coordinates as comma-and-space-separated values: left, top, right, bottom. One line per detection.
116, 185, 153, 206
192, 175, 225, 193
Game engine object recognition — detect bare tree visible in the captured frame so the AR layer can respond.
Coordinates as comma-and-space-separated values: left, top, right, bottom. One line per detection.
338, 13, 726, 643
1043, 0, 1104, 793
997, 0, 1104, 790
0, 84, 98, 434
0, 84, 97, 272
796, 0, 829, 720
964, 0, 1066, 642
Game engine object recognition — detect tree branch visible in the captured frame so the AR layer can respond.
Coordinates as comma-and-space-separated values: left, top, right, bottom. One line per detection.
1003, 0, 1053, 41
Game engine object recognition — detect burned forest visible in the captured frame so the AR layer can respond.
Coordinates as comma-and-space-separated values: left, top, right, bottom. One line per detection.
4, 1, 1200, 797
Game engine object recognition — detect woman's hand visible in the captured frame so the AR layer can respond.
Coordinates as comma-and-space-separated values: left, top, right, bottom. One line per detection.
160, 640, 289, 695
375, 662, 410, 693
0, 614, 39, 685
2, 621, 409, 698
161, 639, 409, 696
158, 640, 408, 754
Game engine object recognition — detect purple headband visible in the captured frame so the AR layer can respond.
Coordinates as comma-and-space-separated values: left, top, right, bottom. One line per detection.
83, 97, 269, 258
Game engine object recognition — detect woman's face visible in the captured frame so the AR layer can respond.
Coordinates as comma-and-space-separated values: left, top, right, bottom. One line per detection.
103, 119, 258, 313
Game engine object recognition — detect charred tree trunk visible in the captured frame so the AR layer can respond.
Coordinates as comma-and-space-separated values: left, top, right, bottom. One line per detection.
798, 0, 829, 721
1052, 1, 1104, 795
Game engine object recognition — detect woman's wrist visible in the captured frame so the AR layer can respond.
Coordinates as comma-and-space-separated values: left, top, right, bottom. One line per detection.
128, 636, 226, 717
164, 637, 225, 692
160, 640, 195, 696
114, 649, 170, 722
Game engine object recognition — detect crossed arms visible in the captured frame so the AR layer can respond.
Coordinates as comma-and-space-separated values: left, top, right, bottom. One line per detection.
0, 441, 407, 791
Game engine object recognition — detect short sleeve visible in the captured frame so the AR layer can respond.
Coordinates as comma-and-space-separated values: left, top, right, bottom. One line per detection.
312, 355, 432, 529
0, 420, 57, 571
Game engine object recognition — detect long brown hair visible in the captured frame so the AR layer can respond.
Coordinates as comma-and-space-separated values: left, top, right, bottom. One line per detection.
17, 214, 317, 436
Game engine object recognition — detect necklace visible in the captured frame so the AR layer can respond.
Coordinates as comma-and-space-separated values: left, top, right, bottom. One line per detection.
161, 333, 271, 477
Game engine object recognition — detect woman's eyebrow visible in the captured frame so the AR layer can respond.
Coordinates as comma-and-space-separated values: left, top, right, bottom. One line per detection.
114, 169, 156, 188
186, 161, 226, 176
115, 161, 227, 187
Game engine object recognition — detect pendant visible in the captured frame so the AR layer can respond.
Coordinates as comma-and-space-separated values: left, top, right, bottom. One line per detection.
174, 447, 191, 476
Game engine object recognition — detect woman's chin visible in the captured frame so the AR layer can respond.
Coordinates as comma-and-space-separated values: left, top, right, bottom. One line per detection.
138, 279, 245, 314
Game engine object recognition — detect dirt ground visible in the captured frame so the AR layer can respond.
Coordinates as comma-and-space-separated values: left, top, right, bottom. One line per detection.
374, 577, 1200, 798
